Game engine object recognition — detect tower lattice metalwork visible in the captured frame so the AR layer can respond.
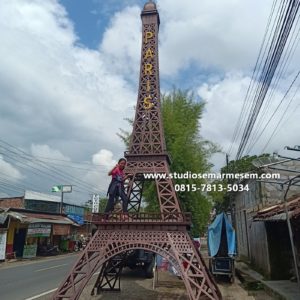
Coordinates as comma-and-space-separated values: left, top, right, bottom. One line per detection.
52, 2, 222, 299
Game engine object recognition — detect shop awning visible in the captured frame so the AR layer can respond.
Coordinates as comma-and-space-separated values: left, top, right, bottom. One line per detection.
253, 197, 300, 221
6, 211, 79, 226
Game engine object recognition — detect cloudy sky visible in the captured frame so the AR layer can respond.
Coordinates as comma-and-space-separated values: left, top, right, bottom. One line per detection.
0, 0, 299, 204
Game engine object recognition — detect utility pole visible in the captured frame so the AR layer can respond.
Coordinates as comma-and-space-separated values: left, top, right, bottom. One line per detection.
60, 189, 64, 214
226, 154, 235, 226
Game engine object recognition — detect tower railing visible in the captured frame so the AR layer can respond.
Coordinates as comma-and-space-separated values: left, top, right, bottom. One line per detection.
91, 212, 191, 224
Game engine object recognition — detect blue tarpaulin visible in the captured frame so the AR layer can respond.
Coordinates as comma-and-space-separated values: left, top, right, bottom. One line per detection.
67, 214, 84, 225
208, 212, 236, 257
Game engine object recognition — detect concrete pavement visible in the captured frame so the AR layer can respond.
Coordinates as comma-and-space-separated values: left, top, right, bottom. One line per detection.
236, 261, 300, 300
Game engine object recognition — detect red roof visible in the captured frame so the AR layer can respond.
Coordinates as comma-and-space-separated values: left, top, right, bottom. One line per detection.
253, 197, 300, 221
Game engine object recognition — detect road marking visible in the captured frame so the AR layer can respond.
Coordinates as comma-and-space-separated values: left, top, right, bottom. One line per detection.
35, 263, 67, 272
24, 271, 100, 299
24, 288, 57, 300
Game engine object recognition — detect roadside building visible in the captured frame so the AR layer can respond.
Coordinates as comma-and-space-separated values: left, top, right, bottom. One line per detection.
0, 207, 78, 258
0, 190, 88, 259
233, 159, 300, 280
0, 190, 85, 221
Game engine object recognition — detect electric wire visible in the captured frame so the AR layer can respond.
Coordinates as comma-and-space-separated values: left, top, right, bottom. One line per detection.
235, 0, 300, 159
237, 0, 291, 157
245, 11, 300, 155
0, 140, 109, 196
261, 77, 300, 151
228, 0, 280, 156
0, 141, 106, 194
247, 70, 300, 153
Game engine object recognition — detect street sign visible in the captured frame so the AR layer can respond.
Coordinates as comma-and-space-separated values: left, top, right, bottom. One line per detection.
52, 185, 72, 193
92, 194, 100, 213
62, 185, 72, 193
52, 185, 62, 192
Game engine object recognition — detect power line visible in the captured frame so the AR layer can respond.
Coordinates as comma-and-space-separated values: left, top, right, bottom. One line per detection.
235, 0, 300, 159
228, 0, 280, 156
261, 78, 300, 151
245, 12, 300, 154
0, 141, 104, 191
28, 155, 110, 168
0, 141, 107, 195
247, 70, 300, 153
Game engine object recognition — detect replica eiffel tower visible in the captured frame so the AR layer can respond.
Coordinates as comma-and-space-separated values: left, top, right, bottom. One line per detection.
53, 1, 222, 299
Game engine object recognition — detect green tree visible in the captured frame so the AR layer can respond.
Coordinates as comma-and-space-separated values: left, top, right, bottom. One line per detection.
221, 154, 270, 174
120, 89, 219, 236
209, 153, 271, 213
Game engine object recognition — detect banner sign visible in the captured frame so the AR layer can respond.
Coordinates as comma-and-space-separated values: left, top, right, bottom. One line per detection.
23, 244, 37, 259
0, 231, 7, 260
27, 223, 51, 237
52, 185, 62, 192
62, 185, 72, 193
92, 194, 100, 213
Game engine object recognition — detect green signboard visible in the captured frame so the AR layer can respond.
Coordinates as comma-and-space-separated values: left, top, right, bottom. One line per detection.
23, 244, 37, 258
27, 223, 51, 237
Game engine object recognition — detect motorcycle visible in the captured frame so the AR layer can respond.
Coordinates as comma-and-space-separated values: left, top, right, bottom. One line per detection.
37, 244, 59, 256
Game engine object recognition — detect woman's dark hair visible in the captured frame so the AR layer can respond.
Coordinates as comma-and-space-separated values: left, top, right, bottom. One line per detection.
118, 158, 127, 163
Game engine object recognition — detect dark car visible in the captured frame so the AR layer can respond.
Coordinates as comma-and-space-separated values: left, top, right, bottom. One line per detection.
125, 249, 156, 278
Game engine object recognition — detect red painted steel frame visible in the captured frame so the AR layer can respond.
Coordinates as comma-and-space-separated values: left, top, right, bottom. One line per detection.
53, 2, 222, 300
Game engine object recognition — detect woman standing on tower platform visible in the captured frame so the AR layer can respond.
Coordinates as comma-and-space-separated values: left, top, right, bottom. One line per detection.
104, 158, 132, 219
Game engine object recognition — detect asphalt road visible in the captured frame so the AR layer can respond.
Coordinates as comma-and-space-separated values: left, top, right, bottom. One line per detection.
0, 253, 78, 300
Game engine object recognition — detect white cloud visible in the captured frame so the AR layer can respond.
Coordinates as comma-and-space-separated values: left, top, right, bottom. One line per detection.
31, 144, 71, 160
100, 6, 141, 82
199, 73, 250, 152
0, 0, 138, 198
199, 73, 300, 169
0, 0, 135, 160
0, 155, 23, 181
96, 0, 282, 84
92, 149, 116, 169
83, 149, 118, 195
158, 0, 273, 75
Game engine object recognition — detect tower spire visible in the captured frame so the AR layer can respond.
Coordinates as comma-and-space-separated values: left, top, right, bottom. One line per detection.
128, 0, 163, 155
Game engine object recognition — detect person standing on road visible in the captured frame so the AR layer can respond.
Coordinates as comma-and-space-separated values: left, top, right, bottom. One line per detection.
104, 158, 132, 219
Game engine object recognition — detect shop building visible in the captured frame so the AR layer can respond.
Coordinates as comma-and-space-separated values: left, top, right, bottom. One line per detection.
0, 207, 78, 259
0, 190, 87, 260
233, 159, 300, 280
0, 190, 85, 224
